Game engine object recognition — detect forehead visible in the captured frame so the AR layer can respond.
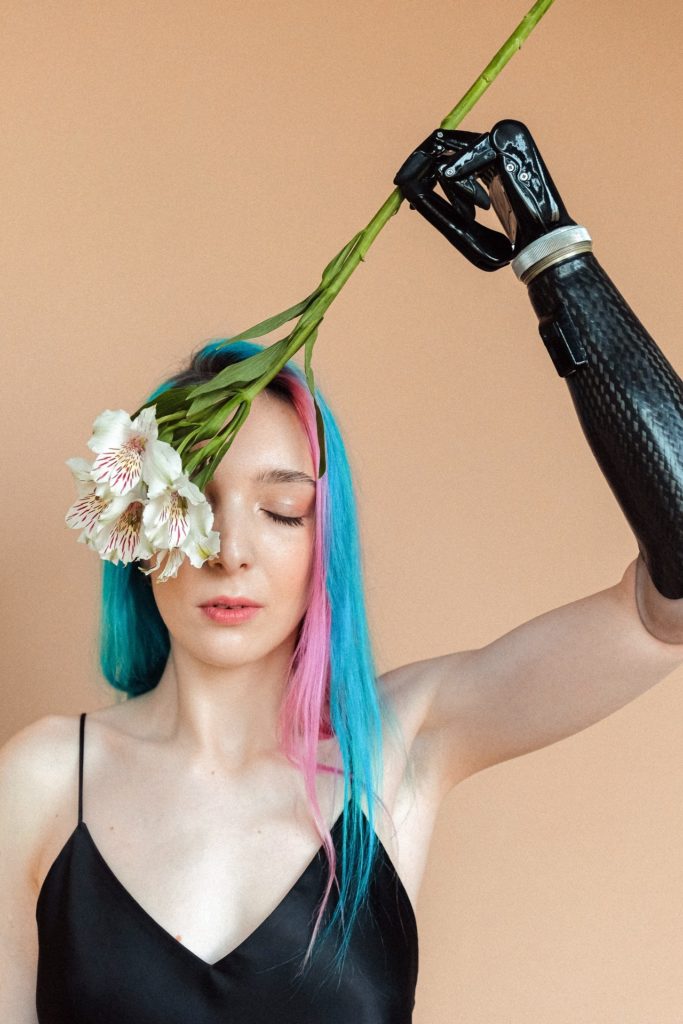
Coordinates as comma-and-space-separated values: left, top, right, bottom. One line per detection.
208, 390, 315, 484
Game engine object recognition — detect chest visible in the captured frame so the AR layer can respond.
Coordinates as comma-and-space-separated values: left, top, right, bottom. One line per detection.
36, 719, 444, 966
37, 821, 418, 1024
106, 809, 354, 962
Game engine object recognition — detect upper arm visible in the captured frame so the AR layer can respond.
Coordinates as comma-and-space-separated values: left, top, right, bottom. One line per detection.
381, 557, 683, 794
0, 716, 70, 1022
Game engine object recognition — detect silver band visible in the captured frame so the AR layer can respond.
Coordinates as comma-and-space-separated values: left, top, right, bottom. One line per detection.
511, 225, 593, 286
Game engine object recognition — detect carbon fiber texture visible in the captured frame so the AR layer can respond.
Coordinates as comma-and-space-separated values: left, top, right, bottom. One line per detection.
527, 253, 683, 599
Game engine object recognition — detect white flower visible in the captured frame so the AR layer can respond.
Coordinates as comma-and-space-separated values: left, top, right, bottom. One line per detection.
65, 454, 152, 564
90, 491, 155, 565
64, 457, 115, 545
141, 547, 187, 583
65, 419, 221, 581
87, 406, 182, 498
140, 471, 221, 582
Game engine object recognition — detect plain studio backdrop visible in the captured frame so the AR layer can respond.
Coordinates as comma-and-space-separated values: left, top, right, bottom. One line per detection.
3, 1, 683, 1020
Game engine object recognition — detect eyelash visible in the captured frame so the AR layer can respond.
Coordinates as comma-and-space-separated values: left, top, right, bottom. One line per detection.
265, 510, 306, 527
204, 495, 307, 528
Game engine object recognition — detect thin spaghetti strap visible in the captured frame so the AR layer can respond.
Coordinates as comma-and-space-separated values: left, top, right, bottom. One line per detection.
78, 712, 86, 825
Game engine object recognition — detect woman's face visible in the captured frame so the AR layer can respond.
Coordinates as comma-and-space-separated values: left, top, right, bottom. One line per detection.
149, 389, 317, 670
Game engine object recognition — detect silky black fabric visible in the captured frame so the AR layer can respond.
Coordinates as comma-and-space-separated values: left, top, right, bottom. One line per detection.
36, 713, 418, 1023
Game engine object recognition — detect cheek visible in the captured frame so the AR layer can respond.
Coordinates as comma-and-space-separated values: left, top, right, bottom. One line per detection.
148, 563, 194, 623
148, 527, 315, 617
149, 585, 177, 628
268, 530, 315, 591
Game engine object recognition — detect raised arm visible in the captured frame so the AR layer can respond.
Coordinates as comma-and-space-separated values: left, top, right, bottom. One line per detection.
382, 120, 683, 790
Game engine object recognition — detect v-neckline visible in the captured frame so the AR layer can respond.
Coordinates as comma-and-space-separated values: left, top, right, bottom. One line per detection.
75, 808, 349, 971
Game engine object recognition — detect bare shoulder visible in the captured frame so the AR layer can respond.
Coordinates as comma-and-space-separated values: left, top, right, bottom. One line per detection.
0, 714, 82, 890
0, 715, 83, 1018
0, 713, 81, 779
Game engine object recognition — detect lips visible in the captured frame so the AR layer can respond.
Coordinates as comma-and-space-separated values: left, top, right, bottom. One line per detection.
200, 595, 263, 608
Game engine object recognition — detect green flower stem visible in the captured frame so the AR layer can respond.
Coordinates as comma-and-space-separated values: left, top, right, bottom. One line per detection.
140, 0, 557, 487
439, 0, 556, 131
272, 0, 558, 349
244, 0, 557, 371
243, 317, 323, 401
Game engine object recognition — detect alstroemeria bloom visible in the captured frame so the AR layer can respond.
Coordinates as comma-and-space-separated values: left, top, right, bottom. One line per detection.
141, 472, 221, 582
90, 490, 155, 565
87, 406, 182, 498
64, 457, 116, 545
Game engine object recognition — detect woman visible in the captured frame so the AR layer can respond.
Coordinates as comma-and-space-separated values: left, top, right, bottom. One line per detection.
3, 119, 683, 1022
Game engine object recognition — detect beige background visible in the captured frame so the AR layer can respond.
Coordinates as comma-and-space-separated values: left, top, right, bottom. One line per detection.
3, 1, 683, 1019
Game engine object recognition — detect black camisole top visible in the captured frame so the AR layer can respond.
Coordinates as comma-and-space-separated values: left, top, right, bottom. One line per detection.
35, 712, 419, 1022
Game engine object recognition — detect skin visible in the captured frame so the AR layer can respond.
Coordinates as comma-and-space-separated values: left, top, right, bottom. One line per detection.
3, 382, 683, 1011
138, 388, 319, 768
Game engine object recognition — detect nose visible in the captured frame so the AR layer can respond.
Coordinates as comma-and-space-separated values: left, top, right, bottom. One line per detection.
205, 505, 254, 573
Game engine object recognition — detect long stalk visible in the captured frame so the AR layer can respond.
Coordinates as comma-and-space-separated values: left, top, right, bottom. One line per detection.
140, 0, 557, 488
254, 0, 558, 378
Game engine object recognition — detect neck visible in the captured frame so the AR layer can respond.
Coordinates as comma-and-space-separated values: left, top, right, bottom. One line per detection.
135, 640, 295, 770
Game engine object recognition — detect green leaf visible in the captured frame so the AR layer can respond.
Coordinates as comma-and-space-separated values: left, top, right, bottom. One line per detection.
130, 385, 193, 421
197, 400, 244, 438
175, 427, 202, 460
300, 325, 326, 478
320, 231, 364, 287
155, 410, 186, 426
216, 290, 320, 344
313, 398, 326, 478
303, 324, 319, 397
186, 336, 293, 398
182, 433, 218, 475
186, 388, 234, 418
195, 403, 252, 488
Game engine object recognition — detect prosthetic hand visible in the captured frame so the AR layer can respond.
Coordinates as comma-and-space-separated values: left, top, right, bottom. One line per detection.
394, 120, 683, 620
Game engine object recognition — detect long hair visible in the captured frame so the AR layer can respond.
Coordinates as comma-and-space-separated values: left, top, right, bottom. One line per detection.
98, 339, 411, 981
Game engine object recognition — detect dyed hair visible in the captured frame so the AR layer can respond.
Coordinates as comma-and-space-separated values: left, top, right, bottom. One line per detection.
98, 339, 413, 982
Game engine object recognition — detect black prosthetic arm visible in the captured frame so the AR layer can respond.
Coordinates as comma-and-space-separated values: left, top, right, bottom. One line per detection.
394, 119, 683, 599
525, 251, 683, 599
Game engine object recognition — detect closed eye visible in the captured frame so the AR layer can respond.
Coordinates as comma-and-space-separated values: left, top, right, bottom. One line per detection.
265, 510, 306, 527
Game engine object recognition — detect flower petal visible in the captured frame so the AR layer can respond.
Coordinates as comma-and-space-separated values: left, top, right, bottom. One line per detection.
92, 440, 146, 496
92, 498, 154, 564
95, 488, 145, 524
87, 409, 134, 454
65, 456, 95, 482
66, 457, 101, 498
157, 548, 186, 581
142, 440, 183, 498
138, 549, 165, 576
65, 491, 109, 535
131, 405, 159, 443
142, 489, 191, 549
138, 547, 186, 582
182, 528, 221, 568
175, 476, 210, 506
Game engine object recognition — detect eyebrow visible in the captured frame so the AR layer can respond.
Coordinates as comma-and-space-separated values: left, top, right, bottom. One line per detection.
253, 468, 317, 487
